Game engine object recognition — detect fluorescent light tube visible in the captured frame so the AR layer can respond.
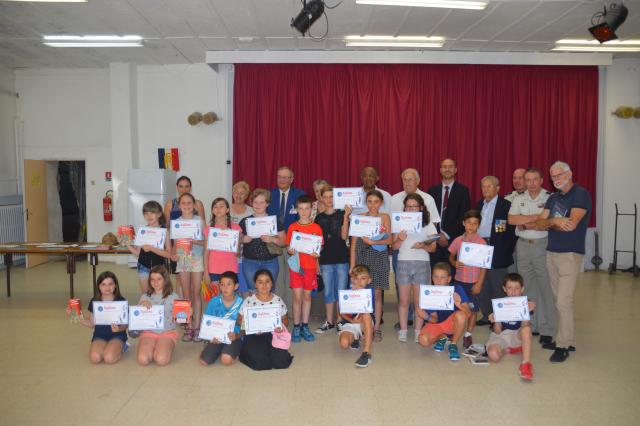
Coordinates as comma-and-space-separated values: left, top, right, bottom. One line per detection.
553, 39, 640, 52
43, 35, 142, 41
44, 42, 143, 47
356, 0, 488, 10
345, 35, 445, 48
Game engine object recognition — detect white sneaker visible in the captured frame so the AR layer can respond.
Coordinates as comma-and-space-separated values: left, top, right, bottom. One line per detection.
414, 329, 421, 343
398, 330, 408, 342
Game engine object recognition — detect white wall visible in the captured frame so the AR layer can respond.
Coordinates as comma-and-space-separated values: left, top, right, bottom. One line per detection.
13, 64, 231, 245
599, 58, 640, 270
137, 63, 232, 223
0, 67, 18, 197
15, 68, 113, 243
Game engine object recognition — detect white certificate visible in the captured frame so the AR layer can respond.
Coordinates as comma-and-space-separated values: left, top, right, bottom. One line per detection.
459, 242, 494, 269
245, 306, 282, 335
419, 285, 455, 310
207, 228, 239, 253
289, 231, 322, 255
338, 289, 373, 314
133, 227, 166, 248
391, 211, 422, 234
199, 315, 235, 343
170, 219, 203, 240
92, 301, 128, 325
333, 187, 364, 210
128, 305, 165, 331
246, 216, 278, 238
492, 296, 530, 322
348, 215, 381, 238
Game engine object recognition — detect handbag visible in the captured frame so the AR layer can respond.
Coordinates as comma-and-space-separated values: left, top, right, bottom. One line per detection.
271, 325, 292, 350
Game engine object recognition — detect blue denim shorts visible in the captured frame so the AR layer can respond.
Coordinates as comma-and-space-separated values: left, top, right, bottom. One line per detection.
137, 263, 151, 278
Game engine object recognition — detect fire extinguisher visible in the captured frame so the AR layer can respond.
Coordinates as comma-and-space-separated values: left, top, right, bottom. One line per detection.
103, 190, 113, 222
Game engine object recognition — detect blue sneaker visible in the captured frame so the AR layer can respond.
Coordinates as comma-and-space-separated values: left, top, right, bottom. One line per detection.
301, 325, 315, 342
433, 337, 448, 352
448, 343, 460, 361
292, 325, 302, 343
122, 341, 130, 353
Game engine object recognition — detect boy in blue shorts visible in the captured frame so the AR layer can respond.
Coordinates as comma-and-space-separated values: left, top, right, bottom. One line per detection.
337, 264, 374, 368
418, 262, 471, 361
487, 273, 536, 381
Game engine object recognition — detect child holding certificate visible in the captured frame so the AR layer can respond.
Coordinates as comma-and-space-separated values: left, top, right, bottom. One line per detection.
200, 271, 244, 366
417, 263, 471, 361
81, 271, 128, 364
128, 201, 170, 294
239, 189, 286, 291
204, 198, 241, 286
286, 195, 323, 343
315, 185, 351, 334
486, 273, 536, 381
349, 190, 392, 342
170, 193, 206, 343
448, 209, 487, 348
137, 266, 180, 366
337, 265, 374, 368
391, 194, 438, 343
238, 269, 292, 371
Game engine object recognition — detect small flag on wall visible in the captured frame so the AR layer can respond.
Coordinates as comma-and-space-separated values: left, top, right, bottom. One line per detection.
157, 148, 180, 171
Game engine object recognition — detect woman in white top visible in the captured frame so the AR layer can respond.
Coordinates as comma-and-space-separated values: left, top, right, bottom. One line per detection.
391, 193, 438, 343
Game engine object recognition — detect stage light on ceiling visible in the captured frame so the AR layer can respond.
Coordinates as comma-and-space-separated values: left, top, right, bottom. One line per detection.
291, 0, 326, 36
588, 3, 629, 43
356, 0, 487, 10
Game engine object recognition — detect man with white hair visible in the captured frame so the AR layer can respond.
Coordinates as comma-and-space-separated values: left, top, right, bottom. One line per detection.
536, 161, 591, 363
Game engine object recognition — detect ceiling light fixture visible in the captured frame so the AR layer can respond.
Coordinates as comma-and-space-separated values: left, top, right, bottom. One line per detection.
553, 39, 640, 52
4, 0, 87, 3
588, 3, 629, 43
345, 35, 445, 48
42, 35, 143, 47
355, 0, 488, 10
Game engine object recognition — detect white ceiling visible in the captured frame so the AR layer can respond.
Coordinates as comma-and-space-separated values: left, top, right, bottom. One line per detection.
0, 0, 639, 68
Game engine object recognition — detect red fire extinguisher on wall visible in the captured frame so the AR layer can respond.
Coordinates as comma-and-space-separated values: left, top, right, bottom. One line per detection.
103, 190, 113, 222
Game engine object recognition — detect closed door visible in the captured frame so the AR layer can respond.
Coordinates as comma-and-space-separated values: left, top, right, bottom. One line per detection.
24, 159, 49, 267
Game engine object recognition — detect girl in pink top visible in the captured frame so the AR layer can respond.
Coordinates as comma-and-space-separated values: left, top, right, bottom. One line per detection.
204, 198, 242, 285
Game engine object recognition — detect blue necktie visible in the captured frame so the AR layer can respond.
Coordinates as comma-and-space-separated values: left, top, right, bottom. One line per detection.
279, 192, 286, 222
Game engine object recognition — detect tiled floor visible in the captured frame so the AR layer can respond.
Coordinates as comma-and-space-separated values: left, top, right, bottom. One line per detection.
0, 259, 639, 425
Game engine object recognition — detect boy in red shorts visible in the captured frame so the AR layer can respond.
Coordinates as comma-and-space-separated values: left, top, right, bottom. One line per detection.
418, 262, 471, 361
287, 195, 323, 343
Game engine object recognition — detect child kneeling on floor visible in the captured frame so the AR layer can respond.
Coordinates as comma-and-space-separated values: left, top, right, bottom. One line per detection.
200, 271, 244, 366
418, 262, 471, 361
486, 273, 536, 381
337, 264, 374, 368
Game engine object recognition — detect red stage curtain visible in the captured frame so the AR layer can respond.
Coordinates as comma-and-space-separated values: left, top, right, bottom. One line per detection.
233, 64, 598, 223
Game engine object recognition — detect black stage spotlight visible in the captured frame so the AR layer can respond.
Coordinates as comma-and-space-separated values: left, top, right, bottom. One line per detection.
589, 3, 629, 43
291, 0, 325, 36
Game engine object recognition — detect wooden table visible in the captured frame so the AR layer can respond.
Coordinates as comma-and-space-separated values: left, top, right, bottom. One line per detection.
0, 243, 130, 298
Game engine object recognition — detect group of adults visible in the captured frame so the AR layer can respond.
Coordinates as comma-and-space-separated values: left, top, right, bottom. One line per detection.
166, 159, 590, 364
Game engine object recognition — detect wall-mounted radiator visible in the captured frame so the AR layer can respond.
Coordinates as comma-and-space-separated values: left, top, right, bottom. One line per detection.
0, 203, 25, 268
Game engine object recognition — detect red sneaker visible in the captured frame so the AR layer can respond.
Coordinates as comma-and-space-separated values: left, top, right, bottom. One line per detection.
519, 362, 534, 381
508, 346, 522, 354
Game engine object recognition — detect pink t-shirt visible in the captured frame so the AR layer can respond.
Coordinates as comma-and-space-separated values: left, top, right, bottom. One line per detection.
206, 223, 241, 274
448, 233, 487, 284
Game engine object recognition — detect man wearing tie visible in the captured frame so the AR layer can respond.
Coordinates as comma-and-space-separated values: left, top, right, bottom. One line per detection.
268, 166, 306, 230
427, 158, 471, 265
267, 166, 306, 312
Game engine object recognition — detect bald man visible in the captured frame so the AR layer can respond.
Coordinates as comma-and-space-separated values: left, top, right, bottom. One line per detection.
505, 168, 526, 203
351, 166, 392, 215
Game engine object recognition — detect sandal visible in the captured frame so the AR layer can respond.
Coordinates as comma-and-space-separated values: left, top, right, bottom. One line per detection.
181, 329, 194, 343
192, 329, 204, 343
374, 329, 383, 342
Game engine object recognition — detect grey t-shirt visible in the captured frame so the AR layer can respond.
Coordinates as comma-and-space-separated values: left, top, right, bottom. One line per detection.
139, 292, 179, 332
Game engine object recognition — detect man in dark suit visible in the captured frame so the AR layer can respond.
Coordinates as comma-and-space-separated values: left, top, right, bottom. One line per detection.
267, 166, 306, 230
427, 158, 471, 265
475, 175, 517, 323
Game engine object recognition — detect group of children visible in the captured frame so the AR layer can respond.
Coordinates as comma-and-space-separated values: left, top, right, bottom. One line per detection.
79, 183, 536, 378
